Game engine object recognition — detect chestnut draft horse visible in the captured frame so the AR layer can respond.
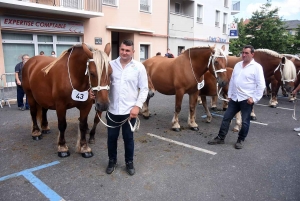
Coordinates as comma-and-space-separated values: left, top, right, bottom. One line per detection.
282, 54, 300, 100
22, 43, 112, 158
142, 46, 228, 131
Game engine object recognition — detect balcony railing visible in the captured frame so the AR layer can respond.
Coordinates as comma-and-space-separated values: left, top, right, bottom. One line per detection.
17, 0, 102, 12
170, 9, 194, 18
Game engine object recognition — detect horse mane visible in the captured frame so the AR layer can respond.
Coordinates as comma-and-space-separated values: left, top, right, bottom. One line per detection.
93, 49, 109, 81
282, 54, 300, 61
255, 49, 283, 58
282, 58, 296, 80
186, 46, 227, 63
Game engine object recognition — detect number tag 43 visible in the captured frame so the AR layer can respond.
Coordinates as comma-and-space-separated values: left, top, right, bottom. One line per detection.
71, 89, 88, 101
197, 80, 205, 90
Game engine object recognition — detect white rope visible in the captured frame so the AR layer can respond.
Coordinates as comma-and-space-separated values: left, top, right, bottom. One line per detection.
97, 112, 140, 132
292, 98, 298, 120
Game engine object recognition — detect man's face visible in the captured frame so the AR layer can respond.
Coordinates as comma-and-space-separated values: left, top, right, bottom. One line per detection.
241, 48, 254, 62
119, 43, 134, 61
22, 56, 30, 64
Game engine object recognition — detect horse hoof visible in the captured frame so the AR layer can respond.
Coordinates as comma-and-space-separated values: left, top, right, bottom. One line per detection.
190, 127, 199, 131
172, 128, 181, 132
143, 115, 150, 119
283, 94, 288, 97
88, 138, 95, 144
270, 105, 277, 108
58, 151, 70, 158
251, 116, 257, 121
211, 107, 217, 111
41, 130, 51, 134
32, 135, 42, 140
82, 152, 94, 158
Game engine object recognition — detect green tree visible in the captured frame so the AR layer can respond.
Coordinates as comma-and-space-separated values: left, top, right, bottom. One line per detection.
292, 25, 300, 55
244, 0, 290, 53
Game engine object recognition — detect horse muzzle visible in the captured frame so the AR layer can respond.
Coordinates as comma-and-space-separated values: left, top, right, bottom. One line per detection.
216, 77, 227, 88
148, 91, 155, 98
95, 102, 109, 112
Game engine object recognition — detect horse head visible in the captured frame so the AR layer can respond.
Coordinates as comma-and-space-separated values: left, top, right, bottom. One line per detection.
208, 46, 228, 88
82, 43, 112, 111
279, 56, 297, 93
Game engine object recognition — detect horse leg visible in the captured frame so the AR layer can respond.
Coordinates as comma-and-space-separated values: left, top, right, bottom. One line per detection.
288, 92, 296, 102
197, 95, 202, 105
210, 96, 218, 111
77, 107, 93, 158
172, 91, 184, 131
142, 96, 151, 119
233, 111, 242, 132
88, 112, 101, 144
41, 108, 50, 134
250, 108, 257, 120
29, 101, 42, 140
269, 79, 279, 108
188, 92, 199, 131
201, 96, 212, 123
282, 85, 288, 97
56, 108, 70, 157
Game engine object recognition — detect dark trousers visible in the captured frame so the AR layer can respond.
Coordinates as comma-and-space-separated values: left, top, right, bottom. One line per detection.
17, 85, 28, 108
106, 111, 136, 163
218, 99, 253, 141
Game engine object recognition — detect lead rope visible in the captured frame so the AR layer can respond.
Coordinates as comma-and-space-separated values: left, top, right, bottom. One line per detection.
292, 98, 298, 120
96, 111, 140, 132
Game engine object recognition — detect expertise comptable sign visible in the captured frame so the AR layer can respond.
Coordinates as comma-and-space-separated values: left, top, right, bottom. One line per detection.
1, 16, 84, 34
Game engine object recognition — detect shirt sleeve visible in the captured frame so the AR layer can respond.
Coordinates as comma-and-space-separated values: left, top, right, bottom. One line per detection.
135, 64, 149, 109
227, 66, 236, 99
15, 63, 20, 73
253, 64, 266, 103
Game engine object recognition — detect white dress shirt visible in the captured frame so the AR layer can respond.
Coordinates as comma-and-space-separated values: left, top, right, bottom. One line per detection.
228, 59, 265, 103
108, 57, 149, 115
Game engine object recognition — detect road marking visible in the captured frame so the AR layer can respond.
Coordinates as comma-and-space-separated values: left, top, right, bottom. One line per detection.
255, 103, 294, 111
0, 161, 64, 201
147, 133, 217, 155
201, 113, 268, 126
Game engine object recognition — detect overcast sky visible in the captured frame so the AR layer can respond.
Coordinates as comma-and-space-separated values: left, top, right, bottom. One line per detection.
231, 0, 300, 21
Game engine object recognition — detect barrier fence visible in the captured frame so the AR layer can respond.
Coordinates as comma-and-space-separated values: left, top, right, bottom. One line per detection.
0, 73, 17, 108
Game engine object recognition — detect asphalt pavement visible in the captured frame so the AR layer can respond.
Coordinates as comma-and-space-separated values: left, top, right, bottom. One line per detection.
0, 91, 300, 201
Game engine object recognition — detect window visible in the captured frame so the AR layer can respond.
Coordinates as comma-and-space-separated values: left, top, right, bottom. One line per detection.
197, 4, 203, 23
215, 10, 220, 27
140, 45, 149, 62
224, 0, 228, 7
178, 46, 185, 56
2, 32, 82, 73
140, 0, 151, 12
102, 0, 117, 6
223, 13, 227, 34
175, 3, 181, 13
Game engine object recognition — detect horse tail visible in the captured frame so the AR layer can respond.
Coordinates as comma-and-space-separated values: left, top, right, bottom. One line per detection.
36, 105, 42, 127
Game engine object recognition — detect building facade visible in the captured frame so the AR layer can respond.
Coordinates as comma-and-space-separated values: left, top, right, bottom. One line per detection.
168, 0, 240, 56
0, 0, 168, 75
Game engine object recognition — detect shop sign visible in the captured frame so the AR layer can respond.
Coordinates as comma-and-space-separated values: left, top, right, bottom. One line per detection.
208, 36, 227, 43
1, 16, 84, 34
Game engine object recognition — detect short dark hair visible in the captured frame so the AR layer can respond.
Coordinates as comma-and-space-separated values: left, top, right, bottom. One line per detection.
243, 45, 254, 53
156, 52, 161, 56
122, 39, 134, 47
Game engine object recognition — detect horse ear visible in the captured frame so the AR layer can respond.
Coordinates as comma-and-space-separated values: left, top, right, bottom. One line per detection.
221, 45, 225, 51
104, 43, 111, 57
82, 43, 93, 59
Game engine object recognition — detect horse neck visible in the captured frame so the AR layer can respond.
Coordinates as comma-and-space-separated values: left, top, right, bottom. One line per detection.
189, 49, 211, 77
254, 52, 282, 77
68, 49, 90, 90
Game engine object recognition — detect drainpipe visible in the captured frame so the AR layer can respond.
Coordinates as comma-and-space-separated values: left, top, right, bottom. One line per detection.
167, 0, 170, 49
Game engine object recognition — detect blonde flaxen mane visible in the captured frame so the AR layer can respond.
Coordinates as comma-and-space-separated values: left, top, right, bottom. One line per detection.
255, 49, 283, 58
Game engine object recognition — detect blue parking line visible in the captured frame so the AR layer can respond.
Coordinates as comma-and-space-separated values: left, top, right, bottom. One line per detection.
0, 161, 63, 201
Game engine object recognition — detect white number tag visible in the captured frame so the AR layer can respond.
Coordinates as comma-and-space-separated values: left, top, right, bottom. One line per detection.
197, 80, 205, 90
71, 89, 88, 101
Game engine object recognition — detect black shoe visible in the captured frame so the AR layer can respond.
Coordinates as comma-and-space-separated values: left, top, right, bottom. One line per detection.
235, 139, 243, 149
106, 159, 117, 174
208, 136, 225, 145
126, 161, 135, 176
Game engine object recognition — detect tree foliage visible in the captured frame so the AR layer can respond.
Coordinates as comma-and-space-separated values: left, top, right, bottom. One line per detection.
229, 0, 299, 55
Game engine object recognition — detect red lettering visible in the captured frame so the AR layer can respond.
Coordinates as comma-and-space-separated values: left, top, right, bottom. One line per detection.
4, 19, 8, 24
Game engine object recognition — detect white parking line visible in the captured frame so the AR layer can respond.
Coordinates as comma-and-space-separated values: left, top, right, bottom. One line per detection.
147, 133, 217, 155
256, 103, 294, 111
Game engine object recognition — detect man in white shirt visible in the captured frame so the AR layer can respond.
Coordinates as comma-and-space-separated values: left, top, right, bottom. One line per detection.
105, 39, 148, 175
208, 45, 265, 149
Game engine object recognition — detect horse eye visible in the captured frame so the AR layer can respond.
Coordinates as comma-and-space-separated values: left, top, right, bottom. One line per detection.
90, 72, 96, 78
214, 61, 219, 65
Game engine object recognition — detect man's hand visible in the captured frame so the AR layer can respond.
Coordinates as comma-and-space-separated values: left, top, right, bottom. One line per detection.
16, 80, 21, 86
89, 89, 95, 99
247, 97, 254, 105
129, 106, 139, 120
292, 90, 297, 96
